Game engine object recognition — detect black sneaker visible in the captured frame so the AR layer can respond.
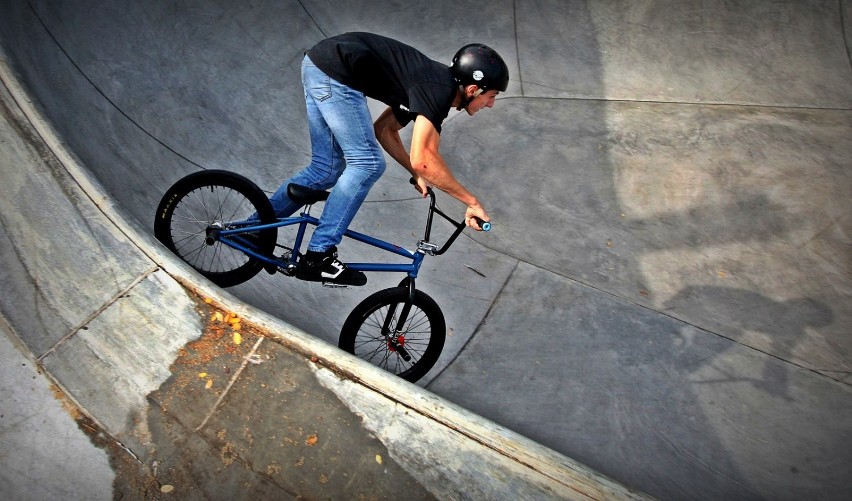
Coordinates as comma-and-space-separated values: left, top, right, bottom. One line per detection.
295, 247, 367, 286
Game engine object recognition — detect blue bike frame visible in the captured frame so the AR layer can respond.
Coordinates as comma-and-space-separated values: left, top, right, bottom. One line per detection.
219, 214, 425, 277
212, 185, 479, 280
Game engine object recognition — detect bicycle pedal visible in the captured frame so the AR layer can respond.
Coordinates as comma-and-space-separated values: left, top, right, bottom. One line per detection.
267, 253, 294, 276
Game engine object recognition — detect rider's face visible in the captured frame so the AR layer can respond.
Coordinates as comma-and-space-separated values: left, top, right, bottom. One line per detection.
464, 88, 499, 116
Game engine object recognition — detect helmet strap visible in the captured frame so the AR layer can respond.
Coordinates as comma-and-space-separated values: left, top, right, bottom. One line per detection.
455, 85, 483, 111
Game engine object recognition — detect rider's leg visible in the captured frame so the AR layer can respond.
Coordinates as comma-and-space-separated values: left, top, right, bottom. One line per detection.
267, 58, 347, 218
301, 57, 386, 253
294, 56, 385, 285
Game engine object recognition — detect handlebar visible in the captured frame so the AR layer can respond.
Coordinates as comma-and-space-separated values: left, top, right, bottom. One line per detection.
409, 178, 491, 232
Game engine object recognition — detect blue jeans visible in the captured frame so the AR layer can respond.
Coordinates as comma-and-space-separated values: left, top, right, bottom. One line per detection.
268, 55, 386, 253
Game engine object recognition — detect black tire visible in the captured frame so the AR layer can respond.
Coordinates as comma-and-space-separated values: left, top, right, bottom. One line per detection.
339, 287, 446, 382
154, 170, 276, 287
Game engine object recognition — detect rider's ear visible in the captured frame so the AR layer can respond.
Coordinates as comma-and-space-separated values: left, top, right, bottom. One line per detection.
466, 85, 482, 98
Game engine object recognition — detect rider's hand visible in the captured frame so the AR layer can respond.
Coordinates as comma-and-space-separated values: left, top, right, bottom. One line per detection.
465, 204, 490, 231
412, 175, 429, 197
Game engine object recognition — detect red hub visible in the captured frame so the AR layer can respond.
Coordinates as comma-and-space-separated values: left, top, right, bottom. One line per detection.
388, 335, 405, 351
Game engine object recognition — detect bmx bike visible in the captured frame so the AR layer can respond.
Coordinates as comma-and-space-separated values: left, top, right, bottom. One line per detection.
154, 170, 489, 382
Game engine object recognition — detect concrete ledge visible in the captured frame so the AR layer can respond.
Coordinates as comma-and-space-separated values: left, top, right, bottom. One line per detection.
0, 52, 647, 499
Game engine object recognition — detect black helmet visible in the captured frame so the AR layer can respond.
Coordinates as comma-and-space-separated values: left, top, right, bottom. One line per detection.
450, 44, 509, 93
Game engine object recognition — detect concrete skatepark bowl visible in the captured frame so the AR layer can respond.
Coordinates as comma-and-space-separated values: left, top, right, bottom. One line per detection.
1, 1, 851, 499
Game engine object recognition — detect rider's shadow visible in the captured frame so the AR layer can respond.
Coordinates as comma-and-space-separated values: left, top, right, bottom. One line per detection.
663, 286, 834, 400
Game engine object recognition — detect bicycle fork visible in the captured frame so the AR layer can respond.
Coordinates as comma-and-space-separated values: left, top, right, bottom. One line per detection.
381, 277, 418, 362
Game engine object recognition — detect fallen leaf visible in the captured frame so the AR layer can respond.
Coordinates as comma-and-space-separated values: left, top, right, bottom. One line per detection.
203, 297, 213, 304
375, 454, 383, 464
306, 434, 318, 446
233, 332, 242, 345
205, 379, 213, 389
160, 484, 174, 493
212, 311, 224, 322
198, 372, 208, 378
266, 463, 281, 475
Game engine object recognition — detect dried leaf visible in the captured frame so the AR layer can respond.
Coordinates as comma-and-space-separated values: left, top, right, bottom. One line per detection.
233, 332, 242, 345
306, 434, 318, 446
375, 454, 383, 464
160, 485, 174, 493
205, 379, 213, 389
198, 372, 208, 378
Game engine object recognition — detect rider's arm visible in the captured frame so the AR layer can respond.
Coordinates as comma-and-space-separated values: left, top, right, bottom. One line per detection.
374, 107, 422, 186
374, 107, 489, 229
408, 115, 489, 229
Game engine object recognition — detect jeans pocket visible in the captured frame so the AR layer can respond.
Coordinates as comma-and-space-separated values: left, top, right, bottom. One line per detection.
309, 79, 332, 101
305, 69, 332, 102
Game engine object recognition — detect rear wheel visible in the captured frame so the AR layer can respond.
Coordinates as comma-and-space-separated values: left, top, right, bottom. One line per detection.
339, 287, 446, 383
154, 170, 276, 287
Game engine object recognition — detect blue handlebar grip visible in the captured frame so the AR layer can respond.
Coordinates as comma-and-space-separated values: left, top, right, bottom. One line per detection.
474, 217, 492, 232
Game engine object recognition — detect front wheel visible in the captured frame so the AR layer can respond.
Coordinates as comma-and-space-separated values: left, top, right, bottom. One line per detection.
154, 169, 277, 287
339, 287, 446, 383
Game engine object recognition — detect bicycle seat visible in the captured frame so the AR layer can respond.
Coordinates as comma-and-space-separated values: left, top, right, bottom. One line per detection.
287, 183, 330, 205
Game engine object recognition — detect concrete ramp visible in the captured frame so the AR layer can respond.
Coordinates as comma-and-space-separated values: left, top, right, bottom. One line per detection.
1, 1, 851, 499
0, 49, 642, 501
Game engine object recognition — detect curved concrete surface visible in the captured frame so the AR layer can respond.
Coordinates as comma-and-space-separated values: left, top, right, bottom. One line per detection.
0, 30, 639, 501
2, 0, 851, 499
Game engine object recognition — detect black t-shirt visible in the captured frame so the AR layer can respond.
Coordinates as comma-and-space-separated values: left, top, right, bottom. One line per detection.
306, 32, 456, 133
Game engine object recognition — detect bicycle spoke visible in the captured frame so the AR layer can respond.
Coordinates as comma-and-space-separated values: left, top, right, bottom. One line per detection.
155, 171, 276, 288
348, 300, 437, 375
